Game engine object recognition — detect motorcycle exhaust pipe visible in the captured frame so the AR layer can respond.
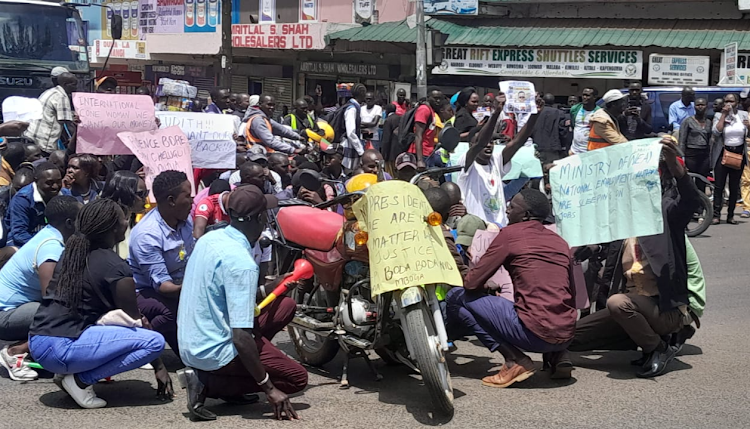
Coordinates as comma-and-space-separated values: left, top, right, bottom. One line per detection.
340, 335, 371, 349
292, 315, 335, 331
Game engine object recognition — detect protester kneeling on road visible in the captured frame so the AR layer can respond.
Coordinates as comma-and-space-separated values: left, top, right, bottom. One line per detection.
29, 199, 172, 409
177, 185, 307, 422
0, 196, 80, 381
446, 188, 577, 388
569, 136, 702, 378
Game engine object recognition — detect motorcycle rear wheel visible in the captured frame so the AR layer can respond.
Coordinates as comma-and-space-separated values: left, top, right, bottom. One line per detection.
402, 301, 454, 416
288, 286, 339, 367
686, 191, 712, 237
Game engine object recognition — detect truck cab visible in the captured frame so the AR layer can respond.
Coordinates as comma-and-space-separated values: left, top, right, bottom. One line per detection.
0, 0, 90, 106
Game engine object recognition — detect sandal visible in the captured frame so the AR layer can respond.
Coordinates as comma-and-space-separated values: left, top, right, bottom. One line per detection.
741, 211, 750, 218
727, 218, 739, 225
711, 217, 721, 225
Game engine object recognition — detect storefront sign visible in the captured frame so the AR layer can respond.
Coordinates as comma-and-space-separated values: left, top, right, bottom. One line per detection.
94, 39, 149, 60
133, 0, 220, 36
648, 54, 710, 86
232, 23, 327, 50
354, 0, 373, 23
300, 61, 385, 77
424, 0, 477, 15
434, 47, 643, 79
724, 42, 738, 85
260, 0, 276, 23
300, 0, 317, 21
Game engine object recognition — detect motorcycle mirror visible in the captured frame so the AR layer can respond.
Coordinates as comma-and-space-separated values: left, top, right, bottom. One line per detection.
299, 169, 323, 191
438, 126, 460, 153
110, 14, 123, 40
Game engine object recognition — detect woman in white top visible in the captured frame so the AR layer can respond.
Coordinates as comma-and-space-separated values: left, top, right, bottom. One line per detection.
711, 93, 749, 225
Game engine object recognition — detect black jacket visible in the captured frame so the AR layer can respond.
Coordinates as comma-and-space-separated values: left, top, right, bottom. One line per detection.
604, 174, 701, 311
531, 107, 571, 152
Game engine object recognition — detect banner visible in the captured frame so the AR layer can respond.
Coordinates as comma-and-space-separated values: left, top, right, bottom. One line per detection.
232, 23, 327, 50
549, 138, 664, 247
100, 0, 141, 40
434, 48, 643, 79
354, 0, 373, 23
424, 0, 477, 15
724, 42, 738, 85
352, 181, 463, 297
300, 0, 317, 21
648, 54, 710, 86
94, 39, 148, 60
155, 111, 239, 169
133, 0, 219, 36
260, 0, 275, 23
118, 126, 196, 199
73, 93, 156, 155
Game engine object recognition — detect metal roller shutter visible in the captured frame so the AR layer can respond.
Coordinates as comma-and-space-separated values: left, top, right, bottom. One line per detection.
231, 75, 248, 94
262, 77, 294, 111
192, 77, 215, 100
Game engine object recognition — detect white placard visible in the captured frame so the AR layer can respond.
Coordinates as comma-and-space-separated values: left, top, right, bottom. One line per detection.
155, 111, 239, 169
499, 81, 537, 115
2, 97, 43, 122
724, 42, 738, 85
648, 54, 710, 86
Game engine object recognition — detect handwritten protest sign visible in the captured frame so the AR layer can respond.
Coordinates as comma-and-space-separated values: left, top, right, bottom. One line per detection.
117, 126, 196, 199
549, 138, 663, 247
2, 97, 43, 122
352, 181, 463, 296
73, 93, 156, 155
450, 142, 542, 181
156, 112, 239, 169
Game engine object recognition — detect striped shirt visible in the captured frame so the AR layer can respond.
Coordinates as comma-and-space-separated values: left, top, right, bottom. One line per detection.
24, 86, 74, 153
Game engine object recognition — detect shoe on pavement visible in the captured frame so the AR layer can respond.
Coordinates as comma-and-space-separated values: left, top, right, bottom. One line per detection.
637, 344, 678, 378
0, 346, 38, 381
482, 361, 536, 388
61, 374, 107, 409
542, 351, 574, 379
670, 325, 696, 355
630, 353, 649, 367
176, 367, 216, 421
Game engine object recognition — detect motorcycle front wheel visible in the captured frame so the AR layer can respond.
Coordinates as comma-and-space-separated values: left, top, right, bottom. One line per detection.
288, 286, 340, 367
686, 191, 713, 237
402, 301, 454, 416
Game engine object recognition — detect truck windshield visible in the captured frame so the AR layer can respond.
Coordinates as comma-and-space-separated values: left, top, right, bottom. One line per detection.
0, 3, 89, 73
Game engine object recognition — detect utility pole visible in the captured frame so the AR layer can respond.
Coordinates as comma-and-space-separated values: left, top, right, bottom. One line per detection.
415, 0, 427, 99
218, 0, 233, 89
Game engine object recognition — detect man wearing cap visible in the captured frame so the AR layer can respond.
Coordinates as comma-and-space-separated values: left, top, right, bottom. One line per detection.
50, 67, 69, 88
25, 72, 78, 154
95, 76, 118, 94
177, 185, 307, 422
668, 87, 696, 136
587, 89, 629, 151
394, 152, 418, 182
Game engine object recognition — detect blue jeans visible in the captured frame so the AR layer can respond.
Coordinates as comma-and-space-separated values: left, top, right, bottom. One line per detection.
29, 326, 165, 385
446, 288, 568, 354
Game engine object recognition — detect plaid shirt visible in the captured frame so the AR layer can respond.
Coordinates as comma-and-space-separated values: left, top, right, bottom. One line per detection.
24, 86, 73, 153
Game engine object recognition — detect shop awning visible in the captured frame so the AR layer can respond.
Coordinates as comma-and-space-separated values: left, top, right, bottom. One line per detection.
328, 18, 750, 50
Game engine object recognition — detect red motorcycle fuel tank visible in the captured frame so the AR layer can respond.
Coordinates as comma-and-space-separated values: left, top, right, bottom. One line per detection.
276, 206, 344, 251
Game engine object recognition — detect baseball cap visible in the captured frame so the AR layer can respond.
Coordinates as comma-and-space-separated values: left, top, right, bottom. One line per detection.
395, 152, 417, 170
455, 214, 487, 247
247, 152, 268, 163
602, 89, 627, 104
227, 185, 278, 219
51, 66, 69, 77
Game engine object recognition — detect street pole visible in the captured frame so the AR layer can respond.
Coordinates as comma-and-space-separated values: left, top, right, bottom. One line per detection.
415, 0, 427, 99
218, 0, 233, 89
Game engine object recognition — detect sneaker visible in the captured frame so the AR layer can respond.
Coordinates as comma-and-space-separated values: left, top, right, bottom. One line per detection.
61, 374, 107, 409
0, 346, 38, 381
481, 361, 536, 388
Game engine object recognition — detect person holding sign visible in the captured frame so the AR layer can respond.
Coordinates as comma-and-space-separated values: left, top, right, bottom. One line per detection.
457, 96, 541, 227
570, 137, 702, 378
447, 189, 577, 388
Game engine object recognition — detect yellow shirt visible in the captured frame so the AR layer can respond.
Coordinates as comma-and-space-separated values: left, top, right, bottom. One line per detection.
0, 157, 14, 187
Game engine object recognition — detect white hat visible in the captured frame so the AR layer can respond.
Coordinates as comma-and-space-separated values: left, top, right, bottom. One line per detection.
602, 89, 627, 104
51, 66, 69, 77
248, 95, 260, 107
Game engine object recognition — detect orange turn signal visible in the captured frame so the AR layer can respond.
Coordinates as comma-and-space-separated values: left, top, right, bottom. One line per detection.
354, 231, 369, 246
426, 212, 443, 227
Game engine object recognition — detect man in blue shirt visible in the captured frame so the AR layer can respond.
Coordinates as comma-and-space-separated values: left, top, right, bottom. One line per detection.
0, 195, 80, 381
177, 185, 306, 422
5, 162, 62, 247
668, 87, 696, 135
130, 170, 195, 357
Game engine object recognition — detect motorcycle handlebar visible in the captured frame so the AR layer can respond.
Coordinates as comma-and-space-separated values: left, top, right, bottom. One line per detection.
409, 166, 463, 185
314, 190, 366, 210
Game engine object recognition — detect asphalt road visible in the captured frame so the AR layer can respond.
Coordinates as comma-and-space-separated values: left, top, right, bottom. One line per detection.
1, 220, 747, 429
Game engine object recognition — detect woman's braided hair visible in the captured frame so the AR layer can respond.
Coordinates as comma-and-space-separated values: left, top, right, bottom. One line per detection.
56, 198, 124, 311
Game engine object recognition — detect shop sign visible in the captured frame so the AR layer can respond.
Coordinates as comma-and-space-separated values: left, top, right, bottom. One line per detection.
433, 47, 643, 79
354, 0, 373, 24
232, 23, 327, 50
648, 54, 710, 86
300, 62, 383, 77
724, 42, 738, 85
300, 0, 317, 21
260, 0, 276, 23
424, 0, 477, 16
133, 0, 220, 36
95, 39, 149, 60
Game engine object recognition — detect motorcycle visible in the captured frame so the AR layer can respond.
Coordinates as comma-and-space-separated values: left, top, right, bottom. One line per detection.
264, 170, 460, 416
686, 172, 714, 237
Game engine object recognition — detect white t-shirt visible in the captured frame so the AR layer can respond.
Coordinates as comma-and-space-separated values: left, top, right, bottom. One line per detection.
457, 150, 512, 227
723, 115, 746, 147
572, 108, 595, 154
360, 105, 383, 140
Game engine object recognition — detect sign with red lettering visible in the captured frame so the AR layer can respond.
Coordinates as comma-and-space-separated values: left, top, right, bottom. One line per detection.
232, 23, 327, 50
94, 39, 149, 60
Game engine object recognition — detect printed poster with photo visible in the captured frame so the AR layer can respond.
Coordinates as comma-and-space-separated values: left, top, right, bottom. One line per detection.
499, 81, 537, 115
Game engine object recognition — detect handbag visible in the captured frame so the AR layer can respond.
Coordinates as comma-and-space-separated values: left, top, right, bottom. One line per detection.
722, 149, 743, 170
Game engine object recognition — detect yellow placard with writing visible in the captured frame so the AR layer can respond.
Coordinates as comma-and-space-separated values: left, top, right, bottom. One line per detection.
352, 181, 463, 297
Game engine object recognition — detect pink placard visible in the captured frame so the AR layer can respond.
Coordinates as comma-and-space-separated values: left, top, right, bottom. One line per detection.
73, 93, 156, 155
117, 126, 196, 198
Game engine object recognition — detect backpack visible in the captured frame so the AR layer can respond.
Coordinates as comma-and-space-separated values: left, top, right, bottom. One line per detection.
396, 103, 433, 155
329, 102, 360, 144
